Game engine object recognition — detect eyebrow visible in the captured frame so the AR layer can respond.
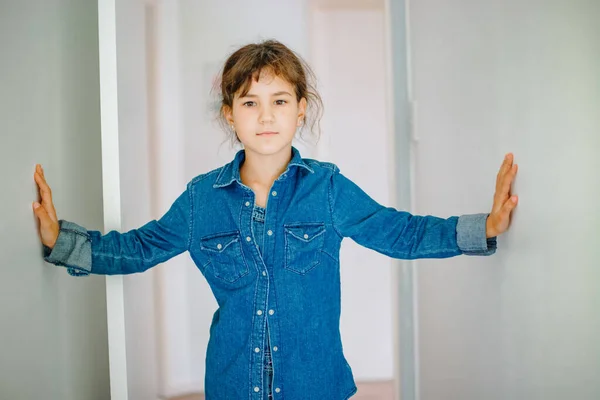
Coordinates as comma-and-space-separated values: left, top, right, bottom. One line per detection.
241, 91, 293, 98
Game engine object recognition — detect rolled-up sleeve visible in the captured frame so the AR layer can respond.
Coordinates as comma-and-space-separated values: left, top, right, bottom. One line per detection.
456, 213, 497, 256
43, 220, 92, 277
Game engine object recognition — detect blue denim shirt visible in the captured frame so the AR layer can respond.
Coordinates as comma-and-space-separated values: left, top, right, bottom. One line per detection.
43, 146, 497, 399
251, 205, 276, 399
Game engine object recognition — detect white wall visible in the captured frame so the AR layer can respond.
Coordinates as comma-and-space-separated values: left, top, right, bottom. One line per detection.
408, 0, 600, 399
0, 0, 110, 398
310, 4, 395, 381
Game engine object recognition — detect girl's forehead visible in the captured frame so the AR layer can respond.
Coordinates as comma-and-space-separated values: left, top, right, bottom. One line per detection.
251, 74, 291, 89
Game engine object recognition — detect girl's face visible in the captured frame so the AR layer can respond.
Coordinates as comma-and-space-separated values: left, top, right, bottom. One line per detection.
225, 71, 306, 157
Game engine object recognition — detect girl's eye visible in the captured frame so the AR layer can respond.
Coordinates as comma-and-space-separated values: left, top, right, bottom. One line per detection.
275, 100, 287, 105
242, 101, 256, 107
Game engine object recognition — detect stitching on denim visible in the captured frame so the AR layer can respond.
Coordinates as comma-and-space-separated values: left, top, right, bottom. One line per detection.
328, 165, 344, 239
190, 167, 220, 185
187, 182, 193, 252
305, 159, 336, 172
200, 234, 249, 283
284, 228, 325, 242
200, 230, 240, 243
249, 254, 262, 398
266, 265, 281, 394
283, 229, 324, 274
260, 264, 270, 395
361, 237, 459, 259
295, 158, 316, 173
283, 223, 326, 242
60, 227, 90, 240
62, 263, 91, 273
342, 385, 358, 400
322, 249, 338, 262
93, 250, 160, 263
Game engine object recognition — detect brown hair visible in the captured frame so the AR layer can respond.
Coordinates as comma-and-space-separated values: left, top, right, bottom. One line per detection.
213, 39, 323, 145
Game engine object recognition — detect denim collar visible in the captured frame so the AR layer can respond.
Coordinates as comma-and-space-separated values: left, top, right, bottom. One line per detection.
213, 146, 314, 188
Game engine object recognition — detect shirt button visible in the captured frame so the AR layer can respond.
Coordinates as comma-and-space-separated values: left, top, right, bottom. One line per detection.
246, 236, 252, 242
273, 346, 278, 352
275, 388, 281, 393
254, 387, 260, 392
268, 309, 274, 315
245, 201, 250, 206
257, 310, 263, 315
216, 243, 222, 249
267, 230, 273, 236
303, 233, 309, 239
254, 347, 260, 353
262, 271, 267, 276
271, 191, 277, 197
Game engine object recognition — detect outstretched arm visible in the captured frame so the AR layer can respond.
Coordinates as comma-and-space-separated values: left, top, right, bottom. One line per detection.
327, 157, 516, 259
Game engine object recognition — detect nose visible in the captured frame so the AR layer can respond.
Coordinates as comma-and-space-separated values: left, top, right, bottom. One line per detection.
259, 104, 274, 124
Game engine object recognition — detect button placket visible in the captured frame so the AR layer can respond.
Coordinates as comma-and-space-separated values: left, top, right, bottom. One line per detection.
242, 192, 275, 397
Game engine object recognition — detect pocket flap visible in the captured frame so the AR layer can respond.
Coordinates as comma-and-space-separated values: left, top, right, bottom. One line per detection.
200, 231, 240, 252
284, 223, 326, 242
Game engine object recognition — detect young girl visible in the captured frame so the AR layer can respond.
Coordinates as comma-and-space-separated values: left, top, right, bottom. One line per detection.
33, 39, 518, 400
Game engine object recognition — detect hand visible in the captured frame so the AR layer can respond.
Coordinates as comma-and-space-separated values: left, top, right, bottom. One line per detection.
33, 164, 60, 249
486, 153, 518, 238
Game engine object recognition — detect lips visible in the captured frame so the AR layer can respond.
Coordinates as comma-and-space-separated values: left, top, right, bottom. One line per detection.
257, 131, 278, 135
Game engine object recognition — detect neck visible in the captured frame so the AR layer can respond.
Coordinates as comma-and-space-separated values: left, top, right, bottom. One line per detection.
240, 146, 293, 187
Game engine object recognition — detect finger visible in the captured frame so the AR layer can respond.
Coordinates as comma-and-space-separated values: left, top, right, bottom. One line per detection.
498, 153, 513, 180
496, 161, 517, 196
501, 164, 518, 195
32, 201, 51, 226
34, 171, 58, 222
36, 164, 45, 179
34, 172, 52, 202
502, 195, 518, 219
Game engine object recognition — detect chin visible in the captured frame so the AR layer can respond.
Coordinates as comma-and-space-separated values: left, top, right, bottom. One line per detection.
243, 140, 293, 156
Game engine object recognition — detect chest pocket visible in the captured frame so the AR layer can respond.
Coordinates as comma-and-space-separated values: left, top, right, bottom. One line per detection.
284, 222, 326, 275
200, 231, 249, 283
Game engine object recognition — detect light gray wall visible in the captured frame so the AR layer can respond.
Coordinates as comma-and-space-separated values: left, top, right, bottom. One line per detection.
407, 0, 600, 399
0, 1, 110, 399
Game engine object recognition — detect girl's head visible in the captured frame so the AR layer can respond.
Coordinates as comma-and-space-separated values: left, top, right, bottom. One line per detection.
216, 40, 323, 154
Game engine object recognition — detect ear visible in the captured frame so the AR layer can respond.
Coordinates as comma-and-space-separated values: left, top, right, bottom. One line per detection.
297, 97, 307, 126
223, 105, 234, 126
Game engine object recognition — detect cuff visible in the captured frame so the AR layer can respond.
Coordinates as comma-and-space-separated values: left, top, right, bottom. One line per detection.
456, 213, 497, 256
43, 220, 92, 276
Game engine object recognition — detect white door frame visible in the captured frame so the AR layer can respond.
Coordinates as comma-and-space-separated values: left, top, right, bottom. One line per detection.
384, 0, 419, 399
98, 0, 129, 398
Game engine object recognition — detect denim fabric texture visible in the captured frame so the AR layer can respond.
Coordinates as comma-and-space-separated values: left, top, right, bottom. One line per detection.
43, 146, 497, 399
252, 205, 275, 399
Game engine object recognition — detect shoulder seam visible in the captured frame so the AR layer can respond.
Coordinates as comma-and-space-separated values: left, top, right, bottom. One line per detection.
189, 167, 221, 186
303, 159, 338, 172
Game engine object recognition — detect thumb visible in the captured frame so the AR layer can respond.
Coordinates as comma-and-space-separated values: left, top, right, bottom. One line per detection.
33, 201, 49, 223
